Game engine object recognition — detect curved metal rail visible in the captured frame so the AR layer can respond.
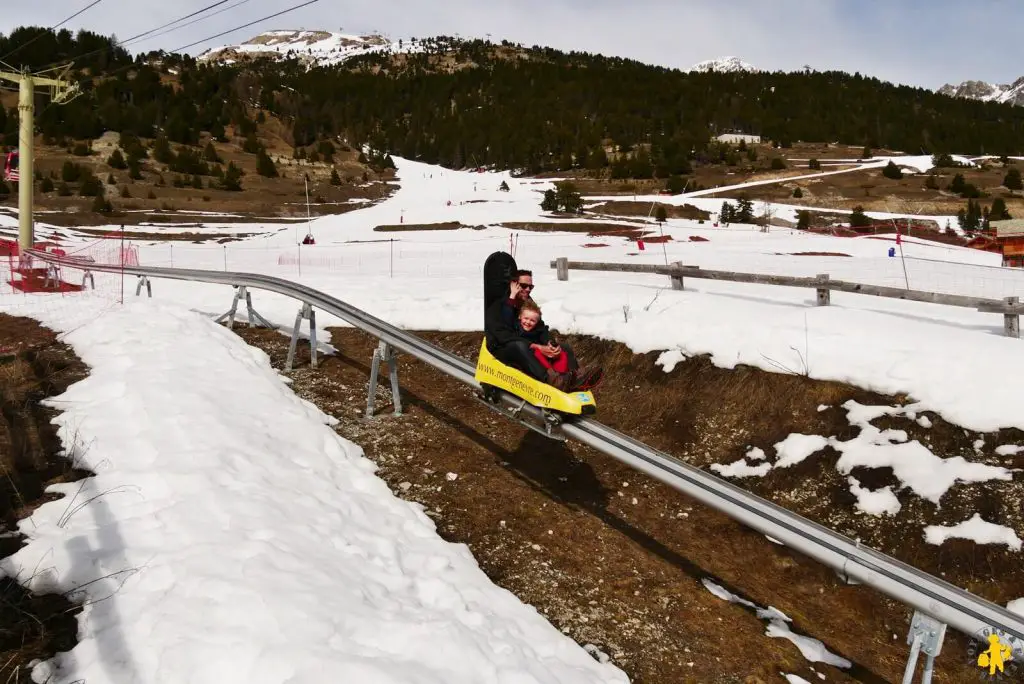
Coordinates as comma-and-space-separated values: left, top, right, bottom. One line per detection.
27, 249, 1024, 657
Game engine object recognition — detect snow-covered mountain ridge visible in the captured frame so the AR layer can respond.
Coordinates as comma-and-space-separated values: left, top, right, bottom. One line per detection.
197, 30, 417, 67
937, 76, 1024, 107
688, 56, 757, 73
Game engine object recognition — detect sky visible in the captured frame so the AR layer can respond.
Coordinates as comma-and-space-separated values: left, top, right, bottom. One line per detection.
0, 0, 1021, 90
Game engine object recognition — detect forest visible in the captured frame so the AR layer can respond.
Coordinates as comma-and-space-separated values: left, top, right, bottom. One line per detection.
2, 27, 1024, 178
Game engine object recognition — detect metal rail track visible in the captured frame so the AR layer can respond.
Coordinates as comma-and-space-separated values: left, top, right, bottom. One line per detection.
27, 249, 1024, 679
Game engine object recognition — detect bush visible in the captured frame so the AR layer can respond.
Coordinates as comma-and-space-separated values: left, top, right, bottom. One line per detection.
57, 181, 72, 196
72, 142, 91, 156
330, 167, 341, 185
203, 141, 221, 163
655, 205, 668, 223
120, 185, 131, 198
849, 205, 872, 227
808, 158, 821, 170
107, 149, 127, 169
147, 189, 157, 199
796, 210, 811, 230
61, 160, 82, 183
91, 193, 112, 213
792, 187, 803, 198
770, 157, 786, 170
882, 161, 903, 180
256, 149, 278, 178
79, 173, 103, 197
1005, 167, 1023, 191
107, 173, 116, 185
221, 162, 242, 191
40, 177, 54, 193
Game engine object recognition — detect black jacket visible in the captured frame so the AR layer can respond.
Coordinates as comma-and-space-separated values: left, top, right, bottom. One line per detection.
485, 297, 550, 351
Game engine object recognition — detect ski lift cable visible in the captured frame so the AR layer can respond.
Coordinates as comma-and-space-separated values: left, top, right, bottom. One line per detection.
0, 0, 105, 63
33, 0, 238, 72
169, 0, 321, 53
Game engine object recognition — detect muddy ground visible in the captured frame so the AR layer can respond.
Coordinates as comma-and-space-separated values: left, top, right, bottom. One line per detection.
0, 315, 90, 681
236, 325, 1022, 683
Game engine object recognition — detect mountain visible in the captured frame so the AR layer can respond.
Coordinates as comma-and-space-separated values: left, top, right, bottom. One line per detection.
689, 56, 757, 74
937, 76, 1024, 107
197, 30, 415, 67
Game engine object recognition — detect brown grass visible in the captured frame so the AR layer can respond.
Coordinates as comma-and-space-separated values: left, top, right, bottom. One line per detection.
0, 315, 91, 680
233, 325, 1019, 683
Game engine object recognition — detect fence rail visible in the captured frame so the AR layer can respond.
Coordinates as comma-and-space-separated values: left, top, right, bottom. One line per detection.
551, 258, 1023, 338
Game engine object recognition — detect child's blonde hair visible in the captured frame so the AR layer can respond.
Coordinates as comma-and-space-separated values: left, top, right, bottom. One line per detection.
519, 298, 541, 316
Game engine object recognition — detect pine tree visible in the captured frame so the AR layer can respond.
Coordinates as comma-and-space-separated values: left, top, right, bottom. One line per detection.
204, 141, 221, 163
256, 149, 278, 178
540, 188, 558, 212
990, 197, 1012, 221
882, 161, 903, 180
330, 167, 341, 185
796, 210, 811, 230
1004, 167, 1023, 191
655, 205, 668, 223
107, 148, 127, 169
222, 162, 243, 191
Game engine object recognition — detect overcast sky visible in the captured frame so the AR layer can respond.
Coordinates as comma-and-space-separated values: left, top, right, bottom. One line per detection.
1, 0, 1019, 90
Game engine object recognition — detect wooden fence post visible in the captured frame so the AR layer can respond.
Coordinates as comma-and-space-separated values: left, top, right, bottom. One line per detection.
670, 261, 684, 290
556, 257, 569, 281
1005, 296, 1019, 338
816, 274, 831, 306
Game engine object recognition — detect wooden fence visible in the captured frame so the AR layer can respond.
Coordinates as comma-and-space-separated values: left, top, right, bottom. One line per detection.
550, 258, 1023, 338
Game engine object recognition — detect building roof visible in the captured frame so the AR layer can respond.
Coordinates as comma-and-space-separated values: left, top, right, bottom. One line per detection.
991, 219, 1024, 237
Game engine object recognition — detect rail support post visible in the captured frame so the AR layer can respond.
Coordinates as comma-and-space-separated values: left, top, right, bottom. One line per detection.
670, 261, 684, 291
285, 302, 317, 371
900, 611, 945, 684
81, 270, 94, 290
1004, 296, 1019, 338
555, 257, 569, 281
366, 340, 402, 418
815, 274, 831, 306
135, 275, 151, 298
216, 285, 273, 330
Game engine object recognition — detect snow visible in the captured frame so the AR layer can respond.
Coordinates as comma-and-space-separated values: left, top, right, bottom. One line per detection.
710, 459, 772, 478
924, 514, 1023, 550
6, 154, 1024, 438
996, 444, 1024, 456
831, 401, 1012, 504
198, 30, 420, 67
1009, 598, 1024, 617
0, 300, 627, 684
700, 580, 851, 669
773, 434, 830, 469
707, 400, 1011, 510
847, 477, 902, 516
689, 56, 757, 73
784, 676, 813, 684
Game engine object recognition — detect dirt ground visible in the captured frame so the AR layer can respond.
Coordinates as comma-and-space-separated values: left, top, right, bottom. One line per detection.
235, 325, 1019, 684
0, 314, 90, 681
0, 126, 397, 227
564, 144, 1023, 220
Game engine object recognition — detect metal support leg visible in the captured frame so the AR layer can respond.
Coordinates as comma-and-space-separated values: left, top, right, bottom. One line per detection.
216, 285, 273, 329
285, 303, 318, 371
901, 611, 946, 684
366, 340, 402, 418
82, 270, 94, 290
135, 275, 152, 297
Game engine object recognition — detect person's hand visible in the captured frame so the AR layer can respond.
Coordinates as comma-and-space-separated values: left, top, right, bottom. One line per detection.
509, 281, 521, 299
542, 343, 560, 358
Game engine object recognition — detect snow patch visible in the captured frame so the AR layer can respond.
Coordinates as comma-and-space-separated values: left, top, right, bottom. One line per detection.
773, 434, 830, 468
701, 579, 851, 669
847, 477, 902, 516
924, 514, 1022, 550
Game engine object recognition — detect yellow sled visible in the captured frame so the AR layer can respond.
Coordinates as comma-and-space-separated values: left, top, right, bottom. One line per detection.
474, 339, 596, 417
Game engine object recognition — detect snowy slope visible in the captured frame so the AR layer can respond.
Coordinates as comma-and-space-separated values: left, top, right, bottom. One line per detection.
197, 30, 417, 67
938, 76, 1024, 107
0, 299, 628, 684
689, 56, 757, 73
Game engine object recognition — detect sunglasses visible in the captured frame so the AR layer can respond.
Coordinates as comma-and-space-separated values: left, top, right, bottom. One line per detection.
517, 283, 534, 290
